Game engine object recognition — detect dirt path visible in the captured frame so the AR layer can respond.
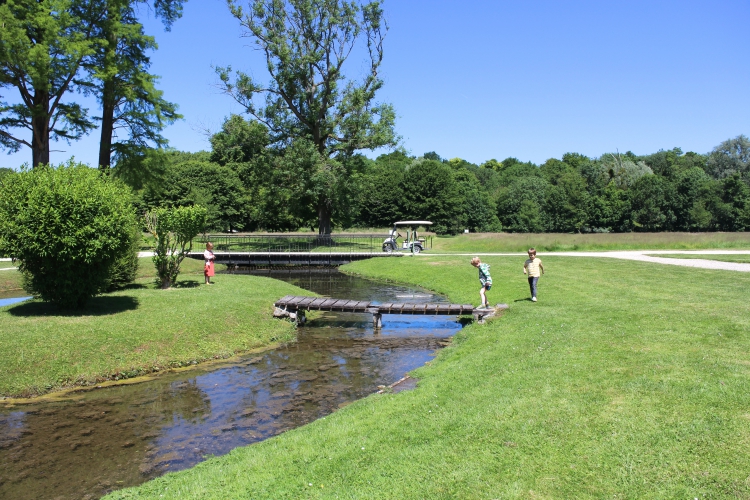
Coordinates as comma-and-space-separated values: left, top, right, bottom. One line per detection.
431, 250, 750, 272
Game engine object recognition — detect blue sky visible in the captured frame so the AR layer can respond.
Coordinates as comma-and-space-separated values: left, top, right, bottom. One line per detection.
3, 0, 749, 168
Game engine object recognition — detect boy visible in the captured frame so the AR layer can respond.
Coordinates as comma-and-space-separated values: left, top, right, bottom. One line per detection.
523, 248, 544, 302
471, 256, 492, 308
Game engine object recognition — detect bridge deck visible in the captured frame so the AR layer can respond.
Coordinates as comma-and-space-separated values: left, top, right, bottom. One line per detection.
274, 295, 476, 315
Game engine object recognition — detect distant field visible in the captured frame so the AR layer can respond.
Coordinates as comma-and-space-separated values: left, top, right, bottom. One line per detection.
646, 254, 750, 263
431, 232, 750, 253
0, 261, 18, 269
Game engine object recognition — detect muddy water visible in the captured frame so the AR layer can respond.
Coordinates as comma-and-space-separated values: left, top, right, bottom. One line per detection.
0, 269, 462, 499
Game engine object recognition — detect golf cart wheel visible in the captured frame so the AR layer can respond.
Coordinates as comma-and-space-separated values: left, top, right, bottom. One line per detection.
412, 245, 422, 254
383, 244, 394, 253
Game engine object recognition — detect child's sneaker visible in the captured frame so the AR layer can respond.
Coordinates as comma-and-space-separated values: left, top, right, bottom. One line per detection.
531, 297, 537, 302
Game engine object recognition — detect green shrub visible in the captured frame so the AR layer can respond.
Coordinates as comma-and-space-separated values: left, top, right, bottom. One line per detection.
105, 224, 142, 291
0, 162, 138, 308
145, 205, 207, 288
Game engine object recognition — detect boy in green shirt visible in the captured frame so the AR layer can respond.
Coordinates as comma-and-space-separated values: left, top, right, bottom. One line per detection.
471, 256, 492, 309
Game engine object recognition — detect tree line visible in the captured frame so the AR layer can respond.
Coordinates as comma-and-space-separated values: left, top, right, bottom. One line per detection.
2, 1, 748, 236
125, 117, 749, 235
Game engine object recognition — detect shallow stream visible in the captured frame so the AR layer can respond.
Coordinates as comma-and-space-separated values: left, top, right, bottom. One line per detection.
0, 269, 462, 499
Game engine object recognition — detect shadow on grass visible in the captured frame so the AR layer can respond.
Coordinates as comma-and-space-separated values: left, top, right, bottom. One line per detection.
173, 280, 202, 288
8, 295, 140, 317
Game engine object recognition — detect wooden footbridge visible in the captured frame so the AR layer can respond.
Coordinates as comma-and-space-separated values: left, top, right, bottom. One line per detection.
273, 295, 507, 327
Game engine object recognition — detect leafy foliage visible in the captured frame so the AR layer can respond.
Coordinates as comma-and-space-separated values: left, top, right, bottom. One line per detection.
0, 162, 137, 308
144, 205, 207, 289
218, 0, 397, 233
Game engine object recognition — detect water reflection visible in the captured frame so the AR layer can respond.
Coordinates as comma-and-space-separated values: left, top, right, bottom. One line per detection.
0, 269, 461, 500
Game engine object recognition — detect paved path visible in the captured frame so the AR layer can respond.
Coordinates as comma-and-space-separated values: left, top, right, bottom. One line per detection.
4, 251, 750, 272
430, 250, 750, 272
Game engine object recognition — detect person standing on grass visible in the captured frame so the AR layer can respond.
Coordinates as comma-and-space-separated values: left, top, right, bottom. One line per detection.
471, 256, 492, 308
523, 248, 544, 302
204, 242, 215, 285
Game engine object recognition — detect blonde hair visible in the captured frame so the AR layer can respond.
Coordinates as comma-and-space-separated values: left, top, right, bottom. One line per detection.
470, 256, 480, 266
206, 242, 214, 250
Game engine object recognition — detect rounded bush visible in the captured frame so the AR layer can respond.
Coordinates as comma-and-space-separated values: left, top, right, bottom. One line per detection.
0, 162, 138, 308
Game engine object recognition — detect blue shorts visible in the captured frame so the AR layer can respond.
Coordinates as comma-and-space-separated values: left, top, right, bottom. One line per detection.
483, 284, 492, 291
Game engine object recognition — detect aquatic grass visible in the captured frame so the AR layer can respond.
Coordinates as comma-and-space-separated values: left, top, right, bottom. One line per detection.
107, 255, 750, 498
0, 272, 308, 397
432, 231, 750, 253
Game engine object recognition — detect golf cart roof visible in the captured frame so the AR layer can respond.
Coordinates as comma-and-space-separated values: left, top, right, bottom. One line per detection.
394, 221, 432, 226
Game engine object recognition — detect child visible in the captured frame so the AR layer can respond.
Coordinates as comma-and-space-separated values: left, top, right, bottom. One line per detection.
470, 256, 492, 308
204, 242, 215, 285
523, 248, 544, 302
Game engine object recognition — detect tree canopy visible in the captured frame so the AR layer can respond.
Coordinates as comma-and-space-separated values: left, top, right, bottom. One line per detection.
218, 0, 397, 234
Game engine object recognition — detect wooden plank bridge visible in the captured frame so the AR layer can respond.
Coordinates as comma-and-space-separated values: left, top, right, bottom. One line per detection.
273, 295, 506, 327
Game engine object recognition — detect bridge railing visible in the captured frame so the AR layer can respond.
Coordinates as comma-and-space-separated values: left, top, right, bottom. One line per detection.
196, 233, 429, 253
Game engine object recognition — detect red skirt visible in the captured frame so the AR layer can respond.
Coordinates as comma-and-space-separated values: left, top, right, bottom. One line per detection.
204, 261, 214, 277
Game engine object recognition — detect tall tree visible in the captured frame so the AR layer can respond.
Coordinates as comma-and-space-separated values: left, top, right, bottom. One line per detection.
218, 0, 397, 234
0, 0, 105, 166
91, 0, 183, 170
706, 134, 750, 183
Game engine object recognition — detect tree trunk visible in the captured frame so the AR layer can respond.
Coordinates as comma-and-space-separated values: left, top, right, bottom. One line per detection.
98, 77, 116, 170
318, 203, 332, 235
98, 5, 118, 171
31, 91, 50, 167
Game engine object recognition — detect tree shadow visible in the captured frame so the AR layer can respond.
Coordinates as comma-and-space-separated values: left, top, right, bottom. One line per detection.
116, 283, 149, 291
173, 280, 202, 289
513, 298, 534, 302
8, 295, 140, 317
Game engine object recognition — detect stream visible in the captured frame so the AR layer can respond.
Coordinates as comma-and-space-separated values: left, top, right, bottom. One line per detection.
0, 269, 463, 499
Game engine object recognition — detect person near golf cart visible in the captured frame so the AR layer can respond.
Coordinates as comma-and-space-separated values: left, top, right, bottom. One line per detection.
471, 256, 492, 309
382, 221, 432, 254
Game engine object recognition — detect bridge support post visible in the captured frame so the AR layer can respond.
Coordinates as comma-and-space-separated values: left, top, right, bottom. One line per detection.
366, 308, 382, 329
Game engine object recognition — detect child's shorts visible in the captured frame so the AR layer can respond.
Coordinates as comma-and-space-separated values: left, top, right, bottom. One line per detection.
483, 284, 492, 291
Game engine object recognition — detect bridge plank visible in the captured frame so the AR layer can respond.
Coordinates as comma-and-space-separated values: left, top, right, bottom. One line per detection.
355, 300, 371, 310
297, 297, 317, 308
378, 303, 393, 313
309, 298, 328, 308
331, 299, 350, 310
320, 299, 338, 309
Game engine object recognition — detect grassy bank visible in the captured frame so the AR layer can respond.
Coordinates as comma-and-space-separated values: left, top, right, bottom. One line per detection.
432, 231, 750, 253
0, 265, 310, 397
0, 256, 216, 294
107, 254, 750, 499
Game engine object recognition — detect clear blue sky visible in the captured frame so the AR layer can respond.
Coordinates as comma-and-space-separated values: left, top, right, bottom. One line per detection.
3, 0, 749, 169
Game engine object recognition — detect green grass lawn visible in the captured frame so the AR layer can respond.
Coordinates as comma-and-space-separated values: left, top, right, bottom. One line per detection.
0, 261, 18, 269
0, 260, 311, 397
431, 231, 750, 253
0, 256, 215, 294
646, 254, 750, 263
106, 255, 750, 499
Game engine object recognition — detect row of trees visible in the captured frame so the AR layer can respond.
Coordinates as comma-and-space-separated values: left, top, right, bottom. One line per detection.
122, 115, 749, 234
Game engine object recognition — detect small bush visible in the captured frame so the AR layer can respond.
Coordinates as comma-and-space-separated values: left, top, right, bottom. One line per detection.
0, 162, 138, 308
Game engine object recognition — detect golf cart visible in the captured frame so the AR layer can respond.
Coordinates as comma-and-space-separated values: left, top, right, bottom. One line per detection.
382, 221, 432, 254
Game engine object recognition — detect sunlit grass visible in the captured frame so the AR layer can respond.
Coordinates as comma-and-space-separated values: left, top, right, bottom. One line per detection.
0, 267, 308, 397
646, 254, 750, 263
107, 255, 750, 499
432, 232, 750, 253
